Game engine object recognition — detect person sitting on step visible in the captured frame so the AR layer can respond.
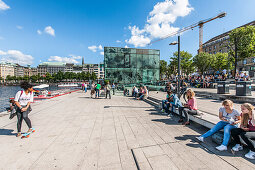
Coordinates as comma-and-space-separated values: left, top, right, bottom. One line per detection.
196, 99, 241, 151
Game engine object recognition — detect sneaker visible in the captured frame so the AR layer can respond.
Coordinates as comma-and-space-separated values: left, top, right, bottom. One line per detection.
161, 109, 165, 113
16, 132, 22, 137
196, 136, 204, 143
245, 150, 255, 159
232, 144, 243, 152
216, 145, 228, 151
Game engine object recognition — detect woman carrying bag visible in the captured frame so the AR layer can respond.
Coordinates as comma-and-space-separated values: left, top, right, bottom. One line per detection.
14, 82, 34, 137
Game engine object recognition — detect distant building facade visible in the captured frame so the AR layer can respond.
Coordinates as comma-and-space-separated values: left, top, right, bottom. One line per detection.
0, 63, 15, 80
202, 20, 255, 76
37, 62, 66, 76
104, 47, 160, 84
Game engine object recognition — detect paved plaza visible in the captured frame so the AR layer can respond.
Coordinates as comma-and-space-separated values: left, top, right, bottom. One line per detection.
0, 91, 255, 170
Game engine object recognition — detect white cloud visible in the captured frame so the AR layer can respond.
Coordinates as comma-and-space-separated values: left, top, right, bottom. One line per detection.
0, 0, 10, 11
116, 40, 121, 43
100, 52, 104, 56
0, 50, 34, 65
98, 45, 103, 50
88, 45, 103, 52
37, 30, 42, 35
88, 45, 97, 52
48, 55, 82, 64
44, 26, 55, 36
125, 45, 129, 48
125, 0, 193, 47
16, 25, 23, 30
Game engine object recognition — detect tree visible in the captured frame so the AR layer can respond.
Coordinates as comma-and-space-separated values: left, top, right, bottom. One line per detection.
160, 60, 168, 79
45, 72, 53, 82
193, 52, 214, 75
228, 25, 255, 75
55, 71, 64, 82
91, 72, 97, 81
211, 53, 233, 72
170, 51, 194, 76
30, 75, 37, 83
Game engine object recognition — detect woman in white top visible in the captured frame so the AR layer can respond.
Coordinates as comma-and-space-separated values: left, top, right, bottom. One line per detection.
14, 82, 34, 137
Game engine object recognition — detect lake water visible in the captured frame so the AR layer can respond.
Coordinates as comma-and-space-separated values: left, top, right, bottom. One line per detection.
0, 85, 78, 112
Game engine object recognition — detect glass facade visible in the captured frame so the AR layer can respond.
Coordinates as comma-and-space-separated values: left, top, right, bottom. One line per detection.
104, 47, 160, 84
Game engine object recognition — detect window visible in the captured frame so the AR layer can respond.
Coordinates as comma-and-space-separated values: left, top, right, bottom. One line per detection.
252, 58, 255, 63
243, 59, 247, 65
209, 47, 212, 51
214, 45, 216, 49
250, 67, 255, 71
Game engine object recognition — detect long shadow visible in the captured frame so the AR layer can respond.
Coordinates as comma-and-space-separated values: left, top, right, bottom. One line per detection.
152, 118, 180, 125
104, 106, 152, 109
0, 129, 16, 136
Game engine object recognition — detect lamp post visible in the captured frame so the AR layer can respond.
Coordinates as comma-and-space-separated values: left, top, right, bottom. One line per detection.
170, 35, 181, 98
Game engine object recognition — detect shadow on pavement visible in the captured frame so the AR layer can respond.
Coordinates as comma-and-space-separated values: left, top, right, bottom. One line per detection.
0, 129, 16, 136
104, 106, 152, 109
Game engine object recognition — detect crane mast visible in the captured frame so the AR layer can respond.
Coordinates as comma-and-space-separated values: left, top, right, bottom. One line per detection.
150, 12, 227, 53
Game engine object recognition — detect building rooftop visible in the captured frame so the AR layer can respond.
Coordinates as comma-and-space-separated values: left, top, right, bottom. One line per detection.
39, 62, 66, 66
203, 20, 255, 45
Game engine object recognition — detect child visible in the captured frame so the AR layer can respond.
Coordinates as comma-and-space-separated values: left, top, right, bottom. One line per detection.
231, 103, 255, 159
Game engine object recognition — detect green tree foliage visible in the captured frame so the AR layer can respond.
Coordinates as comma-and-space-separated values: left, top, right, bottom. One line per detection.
91, 72, 97, 81
160, 60, 168, 77
169, 51, 194, 75
211, 53, 233, 71
193, 52, 214, 75
45, 72, 53, 82
228, 25, 255, 62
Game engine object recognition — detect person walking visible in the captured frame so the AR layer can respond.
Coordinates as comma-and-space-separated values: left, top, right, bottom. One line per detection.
84, 83, 88, 93
95, 82, 101, 98
112, 83, 116, 95
105, 82, 111, 99
14, 82, 34, 137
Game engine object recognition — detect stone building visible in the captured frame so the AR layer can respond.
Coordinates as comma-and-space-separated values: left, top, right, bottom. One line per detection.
202, 20, 255, 76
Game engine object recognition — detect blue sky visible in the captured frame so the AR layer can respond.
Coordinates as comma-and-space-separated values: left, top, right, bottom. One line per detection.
0, 0, 254, 67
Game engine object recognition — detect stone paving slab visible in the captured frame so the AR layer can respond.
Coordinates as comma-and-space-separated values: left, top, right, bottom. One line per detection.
0, 91, 254, 170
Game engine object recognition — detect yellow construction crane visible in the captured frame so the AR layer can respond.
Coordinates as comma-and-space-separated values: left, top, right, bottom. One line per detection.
150, 12, 227, 53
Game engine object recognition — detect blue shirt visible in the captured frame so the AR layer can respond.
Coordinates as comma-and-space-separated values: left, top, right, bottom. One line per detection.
170, 94, 182, 107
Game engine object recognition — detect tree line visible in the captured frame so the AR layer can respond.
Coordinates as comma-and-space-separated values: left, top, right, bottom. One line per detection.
160, 25, 255, 78
1, 71, 98, 83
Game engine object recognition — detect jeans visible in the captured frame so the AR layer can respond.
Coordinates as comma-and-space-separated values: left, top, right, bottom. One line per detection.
17, 106, 32, 133
95, 89, 100, 97
105, 90, 111, 99
161, 100, 170, 113
84, 88, 87, 93
201, 121, 237, 146
231, 128, 255, 152
112, 88, 115, 95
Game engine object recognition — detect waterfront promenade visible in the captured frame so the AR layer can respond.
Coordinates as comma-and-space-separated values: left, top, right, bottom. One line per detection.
0, 91, 255, 170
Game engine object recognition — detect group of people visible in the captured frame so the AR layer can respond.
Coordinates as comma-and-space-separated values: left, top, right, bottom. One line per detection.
161, 89, 197, 125
132, 86, 148, 100
90, 81, 115, 99
161, 89, 255, 159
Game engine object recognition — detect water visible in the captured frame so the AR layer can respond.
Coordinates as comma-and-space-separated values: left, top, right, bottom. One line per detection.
0, 85, 79, 112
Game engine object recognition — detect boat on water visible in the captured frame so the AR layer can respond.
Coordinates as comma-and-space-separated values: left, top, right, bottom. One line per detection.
58, 83, 79, 87
33, 84, 49, 89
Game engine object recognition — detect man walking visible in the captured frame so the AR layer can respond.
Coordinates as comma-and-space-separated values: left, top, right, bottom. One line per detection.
105, 82, 111, 99
95, 82, 101, 98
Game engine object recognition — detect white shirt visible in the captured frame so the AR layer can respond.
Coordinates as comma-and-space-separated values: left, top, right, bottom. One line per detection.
14, 90, 34, 106
84, 84, 87, 88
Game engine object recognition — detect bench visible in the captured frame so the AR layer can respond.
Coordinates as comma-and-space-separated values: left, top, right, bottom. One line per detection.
144, 95, 255, 146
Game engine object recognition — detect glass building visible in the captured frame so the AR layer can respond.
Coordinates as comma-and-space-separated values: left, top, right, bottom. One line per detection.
104, 47, 160, 84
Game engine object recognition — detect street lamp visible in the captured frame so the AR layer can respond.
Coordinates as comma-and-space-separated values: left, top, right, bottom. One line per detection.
169, 35, 181, 98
